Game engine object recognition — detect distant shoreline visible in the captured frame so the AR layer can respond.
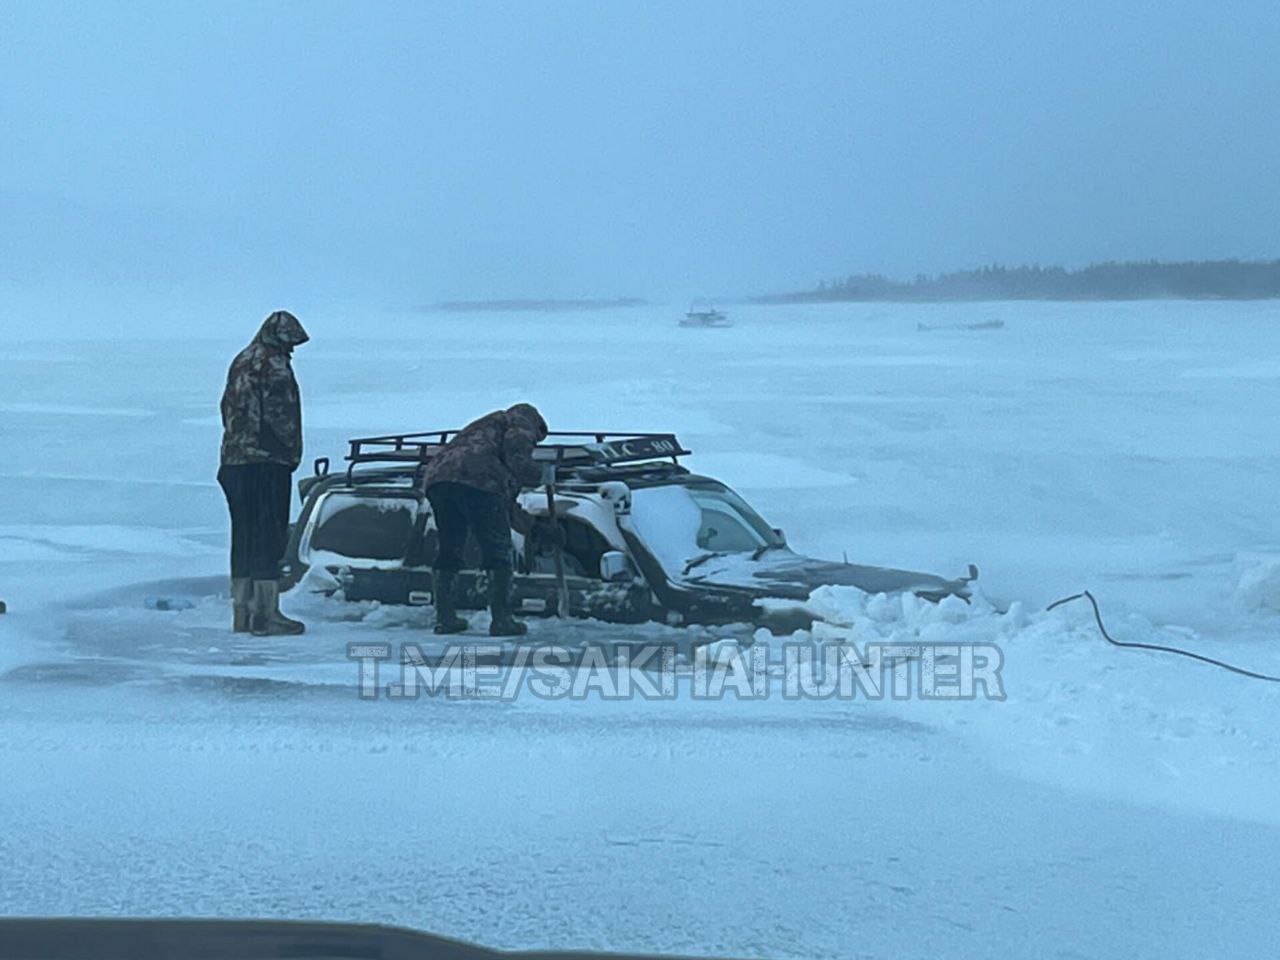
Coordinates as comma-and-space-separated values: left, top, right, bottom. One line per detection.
752, 259, 1280, 304
426, 260, 1280, 311
753, 292, 1280, 304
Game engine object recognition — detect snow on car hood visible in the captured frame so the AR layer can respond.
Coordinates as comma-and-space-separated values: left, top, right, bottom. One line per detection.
680, 549, 971, 599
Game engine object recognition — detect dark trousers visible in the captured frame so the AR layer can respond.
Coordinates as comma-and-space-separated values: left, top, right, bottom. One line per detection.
426, 481, 512, 571
218, 463, 293, 580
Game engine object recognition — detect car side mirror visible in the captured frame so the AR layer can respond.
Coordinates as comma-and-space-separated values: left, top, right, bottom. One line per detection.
772, 527, 787, 545
599, 551, 632, 582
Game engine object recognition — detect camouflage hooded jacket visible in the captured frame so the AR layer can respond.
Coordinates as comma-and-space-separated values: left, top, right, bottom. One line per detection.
423, 403, 549, 500
219, 311, 310, 469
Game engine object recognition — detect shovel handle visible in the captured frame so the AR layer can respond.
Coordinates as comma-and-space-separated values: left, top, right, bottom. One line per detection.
543, 449, 572, 618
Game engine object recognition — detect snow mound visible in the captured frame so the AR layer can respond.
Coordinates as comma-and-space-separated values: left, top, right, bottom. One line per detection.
1232, 556, 1280, 613
761, 583, 1022, 646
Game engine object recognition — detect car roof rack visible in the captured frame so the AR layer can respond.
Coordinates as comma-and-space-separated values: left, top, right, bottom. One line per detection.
339, 430, 691, 482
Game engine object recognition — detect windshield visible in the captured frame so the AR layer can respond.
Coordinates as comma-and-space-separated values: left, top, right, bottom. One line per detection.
629, 482, 785, 575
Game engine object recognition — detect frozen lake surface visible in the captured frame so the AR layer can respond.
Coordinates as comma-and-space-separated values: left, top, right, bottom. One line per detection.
3, 300, 1280, 958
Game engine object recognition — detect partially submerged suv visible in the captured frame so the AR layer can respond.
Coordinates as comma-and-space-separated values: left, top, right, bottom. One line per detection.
283, 431, 976, 628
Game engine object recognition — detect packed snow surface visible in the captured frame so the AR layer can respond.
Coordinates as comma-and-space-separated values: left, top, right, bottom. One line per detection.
3, 300, 1280, 958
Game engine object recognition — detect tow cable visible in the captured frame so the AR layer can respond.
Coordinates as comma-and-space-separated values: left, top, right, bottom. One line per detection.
1046, 590, 1280, 683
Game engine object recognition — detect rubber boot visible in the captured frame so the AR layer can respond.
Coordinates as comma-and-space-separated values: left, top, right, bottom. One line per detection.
250, 580, 306, 636
231, 578, 252, 633
432, 569, 469, 635
487, 567, 527, 637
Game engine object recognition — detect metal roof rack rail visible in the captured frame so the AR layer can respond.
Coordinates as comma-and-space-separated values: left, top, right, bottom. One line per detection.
340, 430, 691, 482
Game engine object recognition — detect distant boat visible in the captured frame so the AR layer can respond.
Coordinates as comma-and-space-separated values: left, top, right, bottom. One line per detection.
681, 306, 732, 328
917, 319, 1005, 332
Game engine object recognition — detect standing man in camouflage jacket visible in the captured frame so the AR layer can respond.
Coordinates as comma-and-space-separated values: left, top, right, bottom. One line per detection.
422, 403, 549, 636
217, 310, 310, 636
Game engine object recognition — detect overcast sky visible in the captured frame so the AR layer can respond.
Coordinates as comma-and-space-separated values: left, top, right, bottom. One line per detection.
2, 0, 1279, 315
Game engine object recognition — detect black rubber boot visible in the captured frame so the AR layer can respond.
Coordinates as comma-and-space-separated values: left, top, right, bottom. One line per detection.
432, 569, 469, 635
250, 580, 306, 636
487, 567, 527, 637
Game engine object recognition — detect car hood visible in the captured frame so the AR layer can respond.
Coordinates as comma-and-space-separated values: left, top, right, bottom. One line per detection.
681, 549, 973, 601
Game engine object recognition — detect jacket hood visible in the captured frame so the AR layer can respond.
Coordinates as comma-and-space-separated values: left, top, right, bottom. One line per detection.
506, 402, 548, 440
253, 310, 310, 350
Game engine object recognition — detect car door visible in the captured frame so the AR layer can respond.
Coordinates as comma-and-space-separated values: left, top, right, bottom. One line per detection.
514, 513, 656, 622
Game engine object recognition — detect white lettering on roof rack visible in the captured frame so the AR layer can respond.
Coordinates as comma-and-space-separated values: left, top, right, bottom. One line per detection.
588, 437, 680, 462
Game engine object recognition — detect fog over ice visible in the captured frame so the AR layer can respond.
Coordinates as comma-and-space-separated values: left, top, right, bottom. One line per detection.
3, 0, 1280, 336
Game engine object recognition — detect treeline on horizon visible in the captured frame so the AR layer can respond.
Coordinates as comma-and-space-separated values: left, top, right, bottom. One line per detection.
754, 259, 1280, 303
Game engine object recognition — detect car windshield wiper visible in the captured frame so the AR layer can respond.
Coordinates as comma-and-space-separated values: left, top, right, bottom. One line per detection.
682, 551, 723, 575
750, 543, 782, 561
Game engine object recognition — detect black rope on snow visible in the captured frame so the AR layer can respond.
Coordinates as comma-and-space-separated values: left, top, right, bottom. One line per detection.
1045, 590, 1280, 684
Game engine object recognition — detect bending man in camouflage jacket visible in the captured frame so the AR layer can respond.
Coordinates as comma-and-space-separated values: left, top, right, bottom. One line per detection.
217, 310, 310, 636
422, 402, 549, 636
